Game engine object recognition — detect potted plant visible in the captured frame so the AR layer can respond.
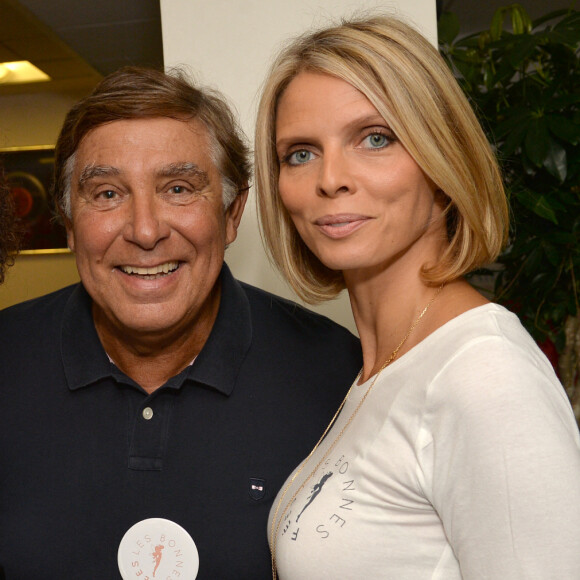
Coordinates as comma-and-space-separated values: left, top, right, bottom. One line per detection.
438, 4, 580, 420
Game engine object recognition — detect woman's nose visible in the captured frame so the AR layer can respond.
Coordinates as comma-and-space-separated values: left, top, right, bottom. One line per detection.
316, 149, 355, 197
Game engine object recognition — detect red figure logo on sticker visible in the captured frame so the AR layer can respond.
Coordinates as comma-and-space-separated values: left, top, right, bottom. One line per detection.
152, 544, 164, 577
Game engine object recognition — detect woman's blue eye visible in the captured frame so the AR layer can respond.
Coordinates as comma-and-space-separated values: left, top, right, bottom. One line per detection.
363, 133, 389, 149
287, 150, 314, 165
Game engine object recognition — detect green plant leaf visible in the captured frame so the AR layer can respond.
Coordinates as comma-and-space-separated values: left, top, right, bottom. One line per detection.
508, 35, 538, 68
523, 245, 545, 274
532, 9, 576, 28
547, 94, 580, 110
557, 190, 580, 207
545, 231, 577, 244
500, 124, 527, 156
521, 151, 540, 175
439, 8, 580, 357
491, 7, 508, 41
495, 107, 533, 137
516, 189, 559, 224
524, 117, 550, 166
438, 12, 460, 44
541, 241, 562, 267
511, 4, 533, 34
547, 114, 580, 145
543, 138, 568, 181
548, 27, 580, 45
525, 84, 549, 111
550, 12, 580, 45
452, 34, 481, 50
453, 57, 478, 85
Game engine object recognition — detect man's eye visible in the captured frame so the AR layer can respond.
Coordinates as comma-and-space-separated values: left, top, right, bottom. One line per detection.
169, 185, 189, 194
286, 150, 314, 166
96, 190, 117, 200
362, 133, 389, 149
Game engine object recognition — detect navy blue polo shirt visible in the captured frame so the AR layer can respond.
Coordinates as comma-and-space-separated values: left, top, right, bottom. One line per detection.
0, 264, 361, 579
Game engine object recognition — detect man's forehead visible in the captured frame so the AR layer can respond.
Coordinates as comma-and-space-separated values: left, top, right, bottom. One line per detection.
79, 161, 208, 184
77, 117, 210, 154
73, 117, 216, 179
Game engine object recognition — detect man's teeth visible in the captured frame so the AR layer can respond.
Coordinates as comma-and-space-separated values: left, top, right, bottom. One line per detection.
121, 262, 179, 276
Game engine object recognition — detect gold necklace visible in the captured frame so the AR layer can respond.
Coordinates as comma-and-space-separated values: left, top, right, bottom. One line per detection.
270, 283, 445, 579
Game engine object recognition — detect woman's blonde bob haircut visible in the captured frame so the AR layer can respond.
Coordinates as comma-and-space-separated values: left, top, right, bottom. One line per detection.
255, 15, 509, 303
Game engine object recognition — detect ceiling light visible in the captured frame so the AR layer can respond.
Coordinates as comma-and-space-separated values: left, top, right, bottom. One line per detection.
0, 61, 51, 85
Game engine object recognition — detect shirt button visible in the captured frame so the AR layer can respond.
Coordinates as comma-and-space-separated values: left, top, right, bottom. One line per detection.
142, 407, 154, 420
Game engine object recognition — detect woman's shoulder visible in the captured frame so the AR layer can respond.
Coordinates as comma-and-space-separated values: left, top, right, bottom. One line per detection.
417, 302, 574, 422
404, 280, 530, 365
416, 300, 540, 366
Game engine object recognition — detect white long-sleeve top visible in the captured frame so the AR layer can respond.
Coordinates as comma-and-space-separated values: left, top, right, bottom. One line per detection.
270, 304, 580, 579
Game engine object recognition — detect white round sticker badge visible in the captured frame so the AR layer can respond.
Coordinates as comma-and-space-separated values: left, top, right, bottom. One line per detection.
118, 518, 199, 579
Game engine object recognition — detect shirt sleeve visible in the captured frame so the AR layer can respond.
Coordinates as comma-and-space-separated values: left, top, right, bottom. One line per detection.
422, 335, 580, 580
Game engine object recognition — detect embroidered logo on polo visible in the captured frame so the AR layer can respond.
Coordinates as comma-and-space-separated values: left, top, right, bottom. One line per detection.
249, 477, 267, 501
118, 518, 199, 579
281, 454, 357, 543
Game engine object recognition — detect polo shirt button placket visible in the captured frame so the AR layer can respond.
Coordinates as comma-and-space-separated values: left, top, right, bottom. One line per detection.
128, 397, 173, 471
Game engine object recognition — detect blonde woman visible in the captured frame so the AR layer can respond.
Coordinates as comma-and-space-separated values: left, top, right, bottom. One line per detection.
256, 15, 580, 579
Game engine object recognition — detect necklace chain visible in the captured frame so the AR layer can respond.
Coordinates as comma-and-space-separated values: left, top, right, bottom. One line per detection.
270, 283, 445, 579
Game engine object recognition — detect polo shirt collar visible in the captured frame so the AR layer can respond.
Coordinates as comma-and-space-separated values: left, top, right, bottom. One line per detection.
183, 263, 252, 395
61, 263, 252, 396
61, 284, 111, 389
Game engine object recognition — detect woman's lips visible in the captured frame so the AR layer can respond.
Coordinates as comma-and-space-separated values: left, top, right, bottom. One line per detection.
314, 214, 371, 238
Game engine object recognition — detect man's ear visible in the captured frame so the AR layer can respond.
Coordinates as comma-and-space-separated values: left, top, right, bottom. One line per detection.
224, 184, 249, 246
60, 210, 75, 253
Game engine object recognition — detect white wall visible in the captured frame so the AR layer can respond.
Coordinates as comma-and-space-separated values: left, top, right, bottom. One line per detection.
160, 0, 437, 333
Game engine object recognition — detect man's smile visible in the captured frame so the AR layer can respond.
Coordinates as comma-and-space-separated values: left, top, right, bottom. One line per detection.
119, 261, 180, 279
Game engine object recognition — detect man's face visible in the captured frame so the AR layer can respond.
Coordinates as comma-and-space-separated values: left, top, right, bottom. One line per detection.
66, 117, 246, 341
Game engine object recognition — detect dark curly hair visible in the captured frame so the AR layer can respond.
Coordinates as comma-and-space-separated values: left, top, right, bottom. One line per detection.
0, 164, 20, 283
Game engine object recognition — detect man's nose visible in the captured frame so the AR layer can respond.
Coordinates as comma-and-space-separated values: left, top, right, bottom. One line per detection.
123, 193, 170, 249
316, 149, 355, 198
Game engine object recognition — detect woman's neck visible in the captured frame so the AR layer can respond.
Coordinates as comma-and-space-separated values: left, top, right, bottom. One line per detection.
346, 267, 488, 383
346, 266, 433, 381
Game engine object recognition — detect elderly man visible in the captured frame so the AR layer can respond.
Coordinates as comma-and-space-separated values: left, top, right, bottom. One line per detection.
0, 68, 361, 579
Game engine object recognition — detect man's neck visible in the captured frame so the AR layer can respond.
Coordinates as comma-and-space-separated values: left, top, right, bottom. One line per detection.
92, 298, 220, 394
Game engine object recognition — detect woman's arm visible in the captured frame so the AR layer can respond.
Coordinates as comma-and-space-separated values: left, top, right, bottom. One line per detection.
426, 334, 580, 579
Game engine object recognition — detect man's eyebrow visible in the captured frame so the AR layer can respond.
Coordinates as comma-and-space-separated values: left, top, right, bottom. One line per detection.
77, 162, 211, 190
78, 164, 121, 187
157, 162, 209, 183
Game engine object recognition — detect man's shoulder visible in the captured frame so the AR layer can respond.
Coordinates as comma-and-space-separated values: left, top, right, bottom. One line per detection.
239, 280, 358, 345
234, 280, 362, 402
0, 284, 79, 329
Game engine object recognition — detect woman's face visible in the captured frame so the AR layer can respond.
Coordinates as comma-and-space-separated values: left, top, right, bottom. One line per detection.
275, 72, 446, 280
